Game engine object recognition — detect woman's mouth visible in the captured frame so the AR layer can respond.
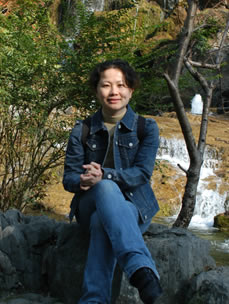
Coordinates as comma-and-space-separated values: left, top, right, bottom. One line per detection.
108, 99, 120, 103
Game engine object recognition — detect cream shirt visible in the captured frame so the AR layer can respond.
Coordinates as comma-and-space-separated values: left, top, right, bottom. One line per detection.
102, 109, 126, 168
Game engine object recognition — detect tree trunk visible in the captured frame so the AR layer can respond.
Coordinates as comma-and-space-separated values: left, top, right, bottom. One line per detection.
164, 0, 201, 228
173, 160, 202, 227
163, 1, 228, 228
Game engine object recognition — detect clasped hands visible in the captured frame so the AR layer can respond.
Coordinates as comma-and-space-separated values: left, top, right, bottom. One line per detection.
80, 161, 103, 191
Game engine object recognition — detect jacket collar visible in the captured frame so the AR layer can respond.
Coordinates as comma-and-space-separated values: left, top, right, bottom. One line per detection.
89, 104, 137, 135
120, 104, 137, 131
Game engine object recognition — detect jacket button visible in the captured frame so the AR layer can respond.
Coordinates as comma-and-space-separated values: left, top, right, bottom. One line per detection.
144, 215, 148, 220
107, 174, 112, 179
129, 142, 133, 147
129, 192, 133, 196
118, 124, 121, 129
92, 144, 96, 149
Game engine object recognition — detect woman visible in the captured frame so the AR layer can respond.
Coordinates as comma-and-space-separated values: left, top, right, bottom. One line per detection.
63, 59, 162, 304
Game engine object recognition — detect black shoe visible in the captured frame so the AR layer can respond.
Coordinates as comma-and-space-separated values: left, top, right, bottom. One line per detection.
130, 267, 162, 304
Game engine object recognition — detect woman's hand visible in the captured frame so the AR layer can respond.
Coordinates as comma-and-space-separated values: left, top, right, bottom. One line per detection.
80, 162, 103, 191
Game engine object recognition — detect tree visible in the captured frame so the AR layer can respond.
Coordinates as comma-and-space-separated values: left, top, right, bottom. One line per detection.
0, 0, 76, 211
164, 0, 229, 227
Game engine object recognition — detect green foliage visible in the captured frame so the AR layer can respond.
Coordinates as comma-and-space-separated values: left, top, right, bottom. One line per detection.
58, 0, 173, 113
0, 0, 178, 211
192, 16, 221, 55
105, 0, 135, 10
0, 0, 73, 211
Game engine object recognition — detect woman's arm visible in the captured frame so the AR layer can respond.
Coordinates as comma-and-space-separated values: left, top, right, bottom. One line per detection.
63, 121, 85, 193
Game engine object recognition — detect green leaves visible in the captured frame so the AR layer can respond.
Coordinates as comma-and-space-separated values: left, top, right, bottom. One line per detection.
192, 16, 221, 55
0, 1, 74, 211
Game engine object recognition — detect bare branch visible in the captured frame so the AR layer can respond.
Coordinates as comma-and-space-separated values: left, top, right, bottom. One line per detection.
186, 59, 220, 69
198, 83, 214, 153
177, 163, 188, 175
164, 72, 198, 161
184, 57, 215, 155
184, 59, 211, 93
170, 0, 198, 85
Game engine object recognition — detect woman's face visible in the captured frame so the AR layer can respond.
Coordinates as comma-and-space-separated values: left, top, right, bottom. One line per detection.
96, 68, 133, 116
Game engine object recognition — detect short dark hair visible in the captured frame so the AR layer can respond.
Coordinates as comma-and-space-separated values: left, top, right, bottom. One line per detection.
89, 59, 140, 92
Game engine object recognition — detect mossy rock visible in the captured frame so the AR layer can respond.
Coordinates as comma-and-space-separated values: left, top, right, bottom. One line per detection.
213, 213, 229, 232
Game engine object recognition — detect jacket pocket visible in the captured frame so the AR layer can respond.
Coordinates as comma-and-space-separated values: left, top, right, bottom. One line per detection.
118, 134, 139, 166
85, 138, 107, 164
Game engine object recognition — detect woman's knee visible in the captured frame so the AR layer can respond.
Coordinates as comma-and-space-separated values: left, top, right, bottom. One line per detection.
92, 179, 121, 195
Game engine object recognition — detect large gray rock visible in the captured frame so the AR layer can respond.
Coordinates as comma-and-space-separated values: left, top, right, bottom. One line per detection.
0, 209, 227, 304
0, 293, 63, 304
183, 267, 229, 304
116, 224, 216, 304
0, 210, 60, 293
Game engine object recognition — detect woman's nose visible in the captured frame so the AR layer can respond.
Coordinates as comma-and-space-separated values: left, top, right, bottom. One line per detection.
110, 85, 118, 95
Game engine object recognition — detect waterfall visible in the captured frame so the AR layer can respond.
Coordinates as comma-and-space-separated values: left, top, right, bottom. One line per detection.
133, 3, 139, 41
157, 137, 228, 228
191, 94, 203, 115
61, 0, 105, 43
82, 0, 105, 12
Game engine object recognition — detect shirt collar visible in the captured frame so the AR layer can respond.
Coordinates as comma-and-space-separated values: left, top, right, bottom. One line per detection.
89, 104, 137, 134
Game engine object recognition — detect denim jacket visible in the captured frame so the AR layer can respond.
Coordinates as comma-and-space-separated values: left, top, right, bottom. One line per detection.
63, 105, 160, 223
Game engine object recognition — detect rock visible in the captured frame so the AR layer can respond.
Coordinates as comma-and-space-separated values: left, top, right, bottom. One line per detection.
0, 293, 63, 304
183, 267, 229, 304
0, 209, 228, 304
116, 224, 216, 304
214, 213, 229, 232
0, 211, 60, 293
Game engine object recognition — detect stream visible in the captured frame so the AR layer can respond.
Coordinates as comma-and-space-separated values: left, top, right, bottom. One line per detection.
156, 134, 229, 267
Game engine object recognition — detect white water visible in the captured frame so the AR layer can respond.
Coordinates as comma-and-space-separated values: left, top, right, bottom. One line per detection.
217, 240, 229, 253
82, 0, 104, 11
191, 94, 203, 115
157, 137, 227, 229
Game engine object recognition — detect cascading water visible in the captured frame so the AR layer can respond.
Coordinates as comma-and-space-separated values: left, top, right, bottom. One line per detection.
191, 94, 203, 115
133, 3, 139, 41
157, 137, 227, 228
82, 0, 105, 11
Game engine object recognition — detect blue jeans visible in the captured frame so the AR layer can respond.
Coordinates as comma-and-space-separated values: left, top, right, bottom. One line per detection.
77, 180, 159, 304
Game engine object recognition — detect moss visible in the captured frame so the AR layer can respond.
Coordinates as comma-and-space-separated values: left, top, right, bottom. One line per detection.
157, 202, 179, 217
214, 214, 229, 232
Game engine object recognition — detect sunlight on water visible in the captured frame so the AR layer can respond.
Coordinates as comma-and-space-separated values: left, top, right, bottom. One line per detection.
156, 136, 229, 265
157, 137, 227, 229
218, 239, 229, 253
